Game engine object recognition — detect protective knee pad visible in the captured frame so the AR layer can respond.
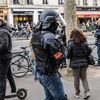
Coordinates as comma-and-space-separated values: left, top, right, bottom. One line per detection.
61, 94, 69, 100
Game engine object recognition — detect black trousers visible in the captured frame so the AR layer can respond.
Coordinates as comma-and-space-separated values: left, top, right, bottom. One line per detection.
0, 59, 11, 100
7, 66, 16, 93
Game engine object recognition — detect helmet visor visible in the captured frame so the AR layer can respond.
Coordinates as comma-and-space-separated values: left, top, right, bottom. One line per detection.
55, 13, 67, 28
41, 11, 67, 30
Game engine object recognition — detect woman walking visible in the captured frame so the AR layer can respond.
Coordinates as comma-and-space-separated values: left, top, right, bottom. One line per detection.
67, 28, 92, 99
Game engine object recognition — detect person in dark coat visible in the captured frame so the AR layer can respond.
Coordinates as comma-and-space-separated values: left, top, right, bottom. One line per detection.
67, 28, 92, 99
1, 19, 17, 93
94, 18, 100, 65
0, 17, 16, 100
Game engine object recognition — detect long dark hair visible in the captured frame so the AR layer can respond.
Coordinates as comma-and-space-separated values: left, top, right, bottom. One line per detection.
70, 28, 86, 43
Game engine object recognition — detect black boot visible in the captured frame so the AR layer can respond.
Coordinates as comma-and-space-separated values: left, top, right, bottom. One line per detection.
62, 94, 69, 100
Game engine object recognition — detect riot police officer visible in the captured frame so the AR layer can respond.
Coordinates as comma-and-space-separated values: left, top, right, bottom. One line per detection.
32, 9, 69, 100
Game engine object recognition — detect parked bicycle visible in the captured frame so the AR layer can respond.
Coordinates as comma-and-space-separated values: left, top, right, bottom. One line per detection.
11, 43, 97, 78
11, 46, 35, 78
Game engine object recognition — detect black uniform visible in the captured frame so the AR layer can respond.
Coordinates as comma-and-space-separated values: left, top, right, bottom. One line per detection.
32, 31, 65, 75
32, 9, 68, 100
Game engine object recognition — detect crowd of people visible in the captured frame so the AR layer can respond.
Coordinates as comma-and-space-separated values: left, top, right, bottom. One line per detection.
0, 9, 100, 100
11, 22, 34, 39
78, 18, 97, 32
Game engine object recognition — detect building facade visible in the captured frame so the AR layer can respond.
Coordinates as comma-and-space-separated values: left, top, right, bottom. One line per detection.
7, 0, 64, 26
7, 0, 100, 29
76, 0, 100, 31
0, 0, 7, 20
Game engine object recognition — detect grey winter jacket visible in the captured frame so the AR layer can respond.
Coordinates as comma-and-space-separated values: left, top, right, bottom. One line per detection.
0, 23, 12, 59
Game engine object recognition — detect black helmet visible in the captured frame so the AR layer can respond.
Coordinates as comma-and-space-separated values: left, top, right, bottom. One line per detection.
40, 9, 59, 29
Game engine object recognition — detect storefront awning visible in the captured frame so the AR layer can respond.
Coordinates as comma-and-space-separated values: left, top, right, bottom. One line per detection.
77, 14, 100, 18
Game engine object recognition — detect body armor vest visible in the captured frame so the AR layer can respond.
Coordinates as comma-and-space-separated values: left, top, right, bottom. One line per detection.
32, 31, 57, 75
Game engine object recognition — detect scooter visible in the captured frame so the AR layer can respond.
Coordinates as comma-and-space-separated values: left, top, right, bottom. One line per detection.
5, 88, 27, 100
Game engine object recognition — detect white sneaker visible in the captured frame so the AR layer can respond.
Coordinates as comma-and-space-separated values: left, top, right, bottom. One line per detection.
83, 92, 90, 99
75, 94, 80, 98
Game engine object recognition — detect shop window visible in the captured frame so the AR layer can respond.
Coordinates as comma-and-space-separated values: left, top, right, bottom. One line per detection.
76, 0, 80, 6
0, 11, 3, 13
78, 0, 80, 5
93, 0, 97, 6
0, 16, 3, 18
20, 0, 25, 4
27, 0, 33, 4
83, 0, 88, 5
58, 0, 64, 5
4, 16, 7, 20
13, 0, 20, 4
76, 0, 79, 6
43, 0, 48, 4
38, 11, 42, 20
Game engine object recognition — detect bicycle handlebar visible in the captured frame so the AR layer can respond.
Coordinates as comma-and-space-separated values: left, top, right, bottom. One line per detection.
20, 46, 29, 50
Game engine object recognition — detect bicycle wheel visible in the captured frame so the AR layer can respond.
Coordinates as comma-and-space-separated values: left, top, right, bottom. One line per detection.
11, 54, 30, 78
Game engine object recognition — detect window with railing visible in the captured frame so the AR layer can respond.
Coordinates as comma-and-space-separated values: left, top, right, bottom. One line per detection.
93, 0, 97, 6
27, 0, 33, 4
43, 0, 48, 4
83, 0, 88, 5
58, 0, 64, 4
78, 0, 80, 5
13, 0, 20, 4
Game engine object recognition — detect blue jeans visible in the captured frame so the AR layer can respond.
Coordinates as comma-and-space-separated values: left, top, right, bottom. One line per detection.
32, 60, 38, 80
38, 73, 66, 100
97, 43, 100, 64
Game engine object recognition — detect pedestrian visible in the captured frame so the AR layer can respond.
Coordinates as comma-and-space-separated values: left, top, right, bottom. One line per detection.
31, 9, 69, 100
29, 36, 37, 80
94, 17, 100, 65
0, 17, 16, 100
67, 28, 92, 99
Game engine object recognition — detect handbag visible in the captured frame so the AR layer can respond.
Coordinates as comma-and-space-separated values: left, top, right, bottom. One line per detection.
87, 55, 95, 65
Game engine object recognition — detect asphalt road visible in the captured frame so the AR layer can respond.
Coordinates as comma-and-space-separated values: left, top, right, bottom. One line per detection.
5, 35, 100, 100
12, 35, 98, 61
12, 39, 29, 53
6, 68, 100, 100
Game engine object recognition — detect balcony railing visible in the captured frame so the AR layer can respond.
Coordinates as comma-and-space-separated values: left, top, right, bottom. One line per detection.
9, 0, 33, 5
93, 3, 97, 6
0, 0, 7, 6
83, 3, 88, 6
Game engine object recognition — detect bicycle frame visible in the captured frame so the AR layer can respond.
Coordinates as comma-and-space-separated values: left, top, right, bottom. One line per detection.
11, 46, 34, 78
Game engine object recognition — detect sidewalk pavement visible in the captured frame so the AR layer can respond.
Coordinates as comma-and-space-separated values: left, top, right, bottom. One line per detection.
60, 65, 100, 79
59, 66, 100, 100
59, 65, 100, 89
6, 66, 100, 100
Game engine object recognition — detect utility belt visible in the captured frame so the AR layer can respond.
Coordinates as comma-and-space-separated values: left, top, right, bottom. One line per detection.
42, 70, 61, 78
36, 61, 58, 76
